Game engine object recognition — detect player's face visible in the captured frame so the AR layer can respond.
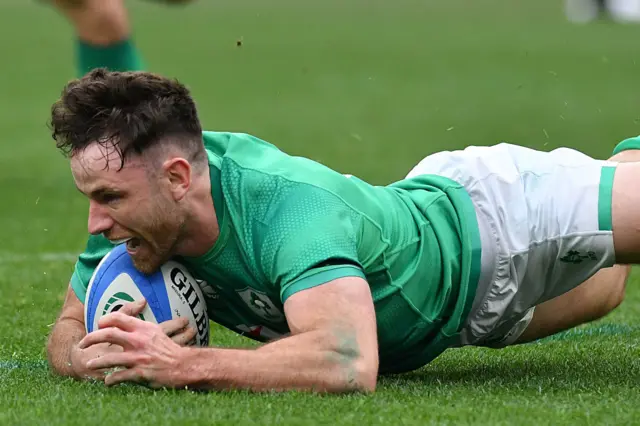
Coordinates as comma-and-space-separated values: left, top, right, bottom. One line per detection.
70, 143, 185, 274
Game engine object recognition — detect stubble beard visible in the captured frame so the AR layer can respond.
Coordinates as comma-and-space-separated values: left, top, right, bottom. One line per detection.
131, 195, 185, 275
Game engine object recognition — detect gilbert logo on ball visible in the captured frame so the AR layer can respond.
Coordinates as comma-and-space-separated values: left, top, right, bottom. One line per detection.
84, 244, 210, 347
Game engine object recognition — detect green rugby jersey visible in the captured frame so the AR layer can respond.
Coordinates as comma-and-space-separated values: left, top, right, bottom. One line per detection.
71, 131, 482, 374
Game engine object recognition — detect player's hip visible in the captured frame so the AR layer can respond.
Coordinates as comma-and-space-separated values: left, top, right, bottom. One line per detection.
405, 142, 617, 346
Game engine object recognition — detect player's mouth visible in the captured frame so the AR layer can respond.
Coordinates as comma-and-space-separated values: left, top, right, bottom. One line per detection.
107, 237, 143, 256
109, 237, 132, 245
126, 237, 142, 255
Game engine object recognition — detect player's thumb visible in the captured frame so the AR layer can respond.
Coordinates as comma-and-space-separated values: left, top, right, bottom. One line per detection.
120, 299, 147, 316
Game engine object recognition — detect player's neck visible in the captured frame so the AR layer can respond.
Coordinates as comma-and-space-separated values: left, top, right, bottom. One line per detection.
174, 174, 219, 257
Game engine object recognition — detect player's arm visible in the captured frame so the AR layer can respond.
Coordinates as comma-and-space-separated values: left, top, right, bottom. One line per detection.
47, 236, 133, 380
183, 275, 378, 393
47, 284, 194, 381
79, 275, 379, 393
46, 283, 121, 380
47, 284, 84, 378
224, 197, 381, 393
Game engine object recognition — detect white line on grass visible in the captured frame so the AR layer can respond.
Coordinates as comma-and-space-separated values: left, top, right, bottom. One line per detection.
0, 360, 48, 371
0, 252, 78, 264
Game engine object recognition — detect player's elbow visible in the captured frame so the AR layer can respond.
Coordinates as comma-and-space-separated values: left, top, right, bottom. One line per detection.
334, 354, 378, 394
351, 357, 378, 393
330, 341, 378, 394
46, 316, 86, 378
46, 335, 70, 377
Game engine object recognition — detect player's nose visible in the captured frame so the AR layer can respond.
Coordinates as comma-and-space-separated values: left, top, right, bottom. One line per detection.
87, 200, 114, 236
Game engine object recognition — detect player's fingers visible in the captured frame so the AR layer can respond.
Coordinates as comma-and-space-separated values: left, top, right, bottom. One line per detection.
170, 326, 197, 346
118, 299, 147, 317
98, 311, 146, 332
78, 327, 132, 350
160, 317, 190, 337
86, 352, 140, 371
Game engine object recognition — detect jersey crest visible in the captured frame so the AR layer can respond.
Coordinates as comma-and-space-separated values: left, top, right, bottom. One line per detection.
236, 287, 285, 323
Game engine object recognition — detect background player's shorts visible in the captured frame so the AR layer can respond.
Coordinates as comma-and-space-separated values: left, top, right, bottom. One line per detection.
405, 143, 618, 348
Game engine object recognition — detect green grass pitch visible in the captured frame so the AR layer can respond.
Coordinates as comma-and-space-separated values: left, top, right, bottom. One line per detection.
1, 0, 640, 424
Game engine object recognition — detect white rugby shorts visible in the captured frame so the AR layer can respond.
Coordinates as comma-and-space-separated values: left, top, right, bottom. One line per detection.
405, 143, 618, 347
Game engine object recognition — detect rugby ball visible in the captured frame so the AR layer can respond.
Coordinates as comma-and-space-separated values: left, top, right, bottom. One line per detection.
84, 243, 210, 347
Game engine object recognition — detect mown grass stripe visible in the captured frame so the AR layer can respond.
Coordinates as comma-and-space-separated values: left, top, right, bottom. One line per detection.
540, 324, 638, 342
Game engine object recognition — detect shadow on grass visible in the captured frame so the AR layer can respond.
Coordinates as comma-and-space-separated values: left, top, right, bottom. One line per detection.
380, 337, 640, 391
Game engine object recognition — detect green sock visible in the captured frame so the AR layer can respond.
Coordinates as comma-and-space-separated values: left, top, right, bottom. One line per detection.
612, 136, 640, 156
76, 38, 145, 77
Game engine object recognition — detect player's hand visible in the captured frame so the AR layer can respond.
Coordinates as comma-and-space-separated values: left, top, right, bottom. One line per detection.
120, 299, 197, 346
68, 300, 143, 381
70, 341, 123, 382
78, 312, 190, 388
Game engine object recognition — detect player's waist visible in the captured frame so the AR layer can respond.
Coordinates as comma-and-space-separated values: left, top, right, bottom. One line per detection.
376, 185, 484, 374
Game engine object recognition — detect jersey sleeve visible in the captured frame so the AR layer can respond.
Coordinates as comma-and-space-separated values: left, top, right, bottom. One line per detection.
70, 234, 114, 303
259, 184, 366, 302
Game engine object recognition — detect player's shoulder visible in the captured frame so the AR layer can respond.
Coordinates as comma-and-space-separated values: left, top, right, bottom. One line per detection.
207, 131, 362, 222
203, 130, 348, 191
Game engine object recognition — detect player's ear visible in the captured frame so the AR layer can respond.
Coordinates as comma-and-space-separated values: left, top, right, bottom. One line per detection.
162, 157, 191, 201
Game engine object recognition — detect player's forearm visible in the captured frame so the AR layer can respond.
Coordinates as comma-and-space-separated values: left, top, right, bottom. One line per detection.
46, 316, 85, 377
178, 329, 377, 393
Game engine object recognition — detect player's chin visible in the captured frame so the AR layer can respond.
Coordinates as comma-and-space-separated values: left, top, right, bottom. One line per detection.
130, 246, 167, 275
132, 257, 163, 275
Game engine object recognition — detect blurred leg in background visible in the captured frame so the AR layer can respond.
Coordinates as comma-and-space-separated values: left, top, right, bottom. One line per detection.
565, 0, 608, 23
49, 0, 145, 76
566, 0, 640, 23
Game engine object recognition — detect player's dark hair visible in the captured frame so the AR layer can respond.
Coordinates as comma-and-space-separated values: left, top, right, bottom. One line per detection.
50, 68, 206, 170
